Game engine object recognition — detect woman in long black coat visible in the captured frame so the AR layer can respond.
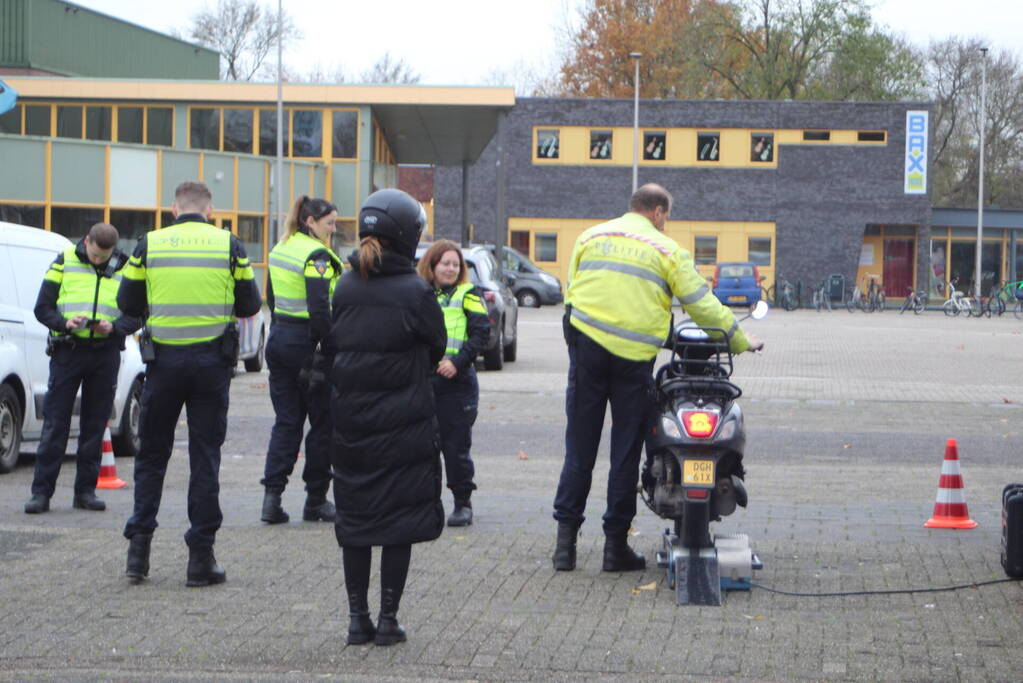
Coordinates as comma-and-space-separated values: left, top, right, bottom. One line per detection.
327, 189, 446, 647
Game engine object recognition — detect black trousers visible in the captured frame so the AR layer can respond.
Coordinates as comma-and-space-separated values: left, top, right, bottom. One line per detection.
432, 367, 478, 499
553, 330, 654, 535
31, 344, 120, 498
260, 323, 331, 497
123, 343, 232, 548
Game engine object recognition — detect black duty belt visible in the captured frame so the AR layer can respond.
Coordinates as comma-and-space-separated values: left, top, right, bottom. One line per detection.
272, 314, 310, 327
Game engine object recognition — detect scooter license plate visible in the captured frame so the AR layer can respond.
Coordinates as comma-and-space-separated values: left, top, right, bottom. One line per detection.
683, 459, 715, 486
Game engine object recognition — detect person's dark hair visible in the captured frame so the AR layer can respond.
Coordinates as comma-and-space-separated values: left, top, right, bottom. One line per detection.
174, 181, 213, 213
284, 195, 337, 242
87, 222, 118, 249
417, 239, 467, 287
629, 183, 672, 214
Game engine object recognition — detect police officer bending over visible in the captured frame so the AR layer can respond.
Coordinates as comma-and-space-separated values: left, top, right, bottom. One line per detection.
119, 181, 262, 587
25, 222, 141, 514
552, 183, 764, 572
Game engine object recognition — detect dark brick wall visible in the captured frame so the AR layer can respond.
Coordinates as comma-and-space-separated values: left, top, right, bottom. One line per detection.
436, 98, 932, 291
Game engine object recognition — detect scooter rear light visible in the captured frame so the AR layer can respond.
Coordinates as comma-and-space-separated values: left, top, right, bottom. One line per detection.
680, 410, 718, 438
685, 489, 709, 499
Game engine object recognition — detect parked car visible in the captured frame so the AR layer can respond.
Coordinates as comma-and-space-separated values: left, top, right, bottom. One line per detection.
415, 245, 519, 371
0, 222, 146, 472
480, 245, 563, 308
237, 309, 265, 372
710, 261, 765, 307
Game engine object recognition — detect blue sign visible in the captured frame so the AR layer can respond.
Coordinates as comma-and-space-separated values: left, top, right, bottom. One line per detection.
0, 79, 17, 115
904, 110, 928, 195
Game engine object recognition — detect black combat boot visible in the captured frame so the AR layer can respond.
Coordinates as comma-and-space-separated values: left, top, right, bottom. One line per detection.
186, 546, 227, 587
552, 521, 579, 571
374, 587, 407, 646
601, 532, 646, 572
446, 494, 473, 527
24, 494, 50, 514
73, 491, 106, 511
346, 591, 375, 645
303, 493, 336, 522
125, 533, 152, 582
260, 489, 289, 524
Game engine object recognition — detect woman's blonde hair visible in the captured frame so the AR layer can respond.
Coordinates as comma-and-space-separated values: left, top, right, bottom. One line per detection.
416, 239, 468, 288
282, 195, 337, 244
356, 236, 384, 279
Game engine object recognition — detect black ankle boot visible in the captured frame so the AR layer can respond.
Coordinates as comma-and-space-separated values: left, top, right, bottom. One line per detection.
374, 587, 407, 646
303, 494, 336, 522
186, 546, 227, 587
261, 490, 289, 524
552, 521, 579, 571
346, 591, 375, 645
24, 494, 50, 514
446, 496, 473, 527
125, 533, 152, 582
73, 491, 106, 511
602, 532, 646, 572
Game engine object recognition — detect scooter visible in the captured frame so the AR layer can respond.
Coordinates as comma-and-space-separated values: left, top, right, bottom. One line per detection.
640, 301, 767, 605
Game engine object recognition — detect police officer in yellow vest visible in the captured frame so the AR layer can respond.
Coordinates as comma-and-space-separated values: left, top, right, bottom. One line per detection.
119, 181, 262, 587
260, 195, 342, 525
25, 222, 141, 514
416, 240, 490, 526
552, 183, 764, 572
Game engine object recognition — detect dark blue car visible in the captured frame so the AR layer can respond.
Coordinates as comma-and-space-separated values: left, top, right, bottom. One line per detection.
711, 262, 763, 306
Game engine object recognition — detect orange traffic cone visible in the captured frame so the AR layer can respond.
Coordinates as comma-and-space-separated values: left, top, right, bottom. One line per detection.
924, 438, 977, 529
96, 425, 127, 490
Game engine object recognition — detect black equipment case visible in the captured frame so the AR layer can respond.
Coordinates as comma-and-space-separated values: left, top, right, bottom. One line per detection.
1002, 483, 1023, 578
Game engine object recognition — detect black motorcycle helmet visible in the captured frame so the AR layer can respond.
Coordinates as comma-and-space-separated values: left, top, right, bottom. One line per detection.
358, 189, 425, 259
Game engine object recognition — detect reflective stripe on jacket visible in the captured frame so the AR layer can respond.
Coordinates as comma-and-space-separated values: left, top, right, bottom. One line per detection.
566, 212, 750, 361
46, 246, 123, 339
268, 231, 341, 319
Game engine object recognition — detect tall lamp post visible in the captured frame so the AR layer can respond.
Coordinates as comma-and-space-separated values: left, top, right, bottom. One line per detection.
975, 46, 988, 299
273, 0, 284, 246
630, 52, 642, 193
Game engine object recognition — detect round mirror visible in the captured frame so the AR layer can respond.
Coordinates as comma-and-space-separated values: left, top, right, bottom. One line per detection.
751, 300, 769, 320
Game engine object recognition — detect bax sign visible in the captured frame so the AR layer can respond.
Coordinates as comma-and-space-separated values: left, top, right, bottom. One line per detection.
904, 110, 928, 195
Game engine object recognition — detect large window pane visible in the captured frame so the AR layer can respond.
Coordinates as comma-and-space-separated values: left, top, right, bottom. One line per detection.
223, 108, 253, 153
51, 206, 103, 242
85, 106, 112, 141
332, 110, 357, 158
259, 109, 290, 156
536, 129, 559, 159
147, 107, 173, 146
589, 130, 612, 159
25, 105, 51, 136
118, 107, 144, 144
190, 107, 220, 150
694, 236, 717, 265
748, 237, 771, 266
0, 104, 21, 134
237, 214, 265, 263
109, 209, 155, 254
751, 133, 774, 162
0, 204, 44, 228
534, 233, 557, 262
643, 131, 666, 160
697, 132, 719, 161
292, 110, 322, 157
930, 239, 947, 298
56, 106, 82, 139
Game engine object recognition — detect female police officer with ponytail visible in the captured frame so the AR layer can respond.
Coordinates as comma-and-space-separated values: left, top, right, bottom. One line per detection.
260, 195, 343, 524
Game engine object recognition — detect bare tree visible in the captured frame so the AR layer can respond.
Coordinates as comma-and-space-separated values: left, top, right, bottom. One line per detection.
185, 0, 300, 81
360, 53, 421, 85
482, 58, 560, 96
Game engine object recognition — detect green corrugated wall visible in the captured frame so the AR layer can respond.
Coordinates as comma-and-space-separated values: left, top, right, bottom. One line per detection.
0, 0, 27, 67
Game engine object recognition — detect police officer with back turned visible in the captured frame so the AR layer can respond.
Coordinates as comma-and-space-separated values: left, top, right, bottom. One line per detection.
552, 183, 764, 572
119, 181, 261, 587
25, 222, 140, 514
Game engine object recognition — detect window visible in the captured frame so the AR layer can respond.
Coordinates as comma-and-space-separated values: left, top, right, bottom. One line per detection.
190, 108, 220, 151
109, 209, 155, 254
0, 204, 44, 228
751, 133, 774, 162
536, 129, 559, 158
223, 108, 253, 153
748, 237, 771, 266
25, 105, 51, 136
84, 106, 112, 141
292, 110, 322, 157
237, 215, 264, 263
697, 132, 719, 161
160, 210, 175, 228
147, 107, 173, 146
332, 110, 357, 158
259, 109, 290, 156
643, 131, 666, 160
510, 230, 529, 256
56, 105, 82, 139
858, 131, 886, 142
694, 236, 717, 265
118, 107, 143, 144
0, 105, 21, 134
803, 130, 830, 141
535, 233, 557, 262
589, 130, 612, 159
51, 206, 103, 241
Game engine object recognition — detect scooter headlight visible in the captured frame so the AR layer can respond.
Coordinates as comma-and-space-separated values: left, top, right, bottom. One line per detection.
660, 416, 682, 439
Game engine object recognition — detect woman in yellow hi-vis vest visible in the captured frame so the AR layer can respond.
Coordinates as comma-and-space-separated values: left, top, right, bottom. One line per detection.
260, 195, 343, 525
417, 240, 490, 526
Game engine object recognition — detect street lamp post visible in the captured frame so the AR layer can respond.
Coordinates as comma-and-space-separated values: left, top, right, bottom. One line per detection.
273, 0, 284, 246
630, 52, 642, 194
975, 47, 988, 299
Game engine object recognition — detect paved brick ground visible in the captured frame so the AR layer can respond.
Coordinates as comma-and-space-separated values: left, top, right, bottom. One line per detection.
2, 307, 1022, 681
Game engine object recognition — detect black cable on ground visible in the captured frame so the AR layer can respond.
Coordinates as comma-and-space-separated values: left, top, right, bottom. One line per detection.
750, 577, 1022, 598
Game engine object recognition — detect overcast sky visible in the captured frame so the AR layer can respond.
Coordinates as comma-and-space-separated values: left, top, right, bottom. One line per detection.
70, 0, 1023, 86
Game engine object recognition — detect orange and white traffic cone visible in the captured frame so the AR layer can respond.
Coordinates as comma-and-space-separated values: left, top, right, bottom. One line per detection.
96, 425, 127, 490
924, 438, 977, 529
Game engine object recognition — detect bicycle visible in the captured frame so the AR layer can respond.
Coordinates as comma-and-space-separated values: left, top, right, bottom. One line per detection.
941, 278, 973, 317
769, 277, 798, 311
846, 281, 867, 312
899, 286, 926, 315
811, 280, 832, 312
865, 275, 885, 312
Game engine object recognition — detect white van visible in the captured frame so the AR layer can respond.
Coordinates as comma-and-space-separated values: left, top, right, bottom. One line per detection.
0, 222, 146, 473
